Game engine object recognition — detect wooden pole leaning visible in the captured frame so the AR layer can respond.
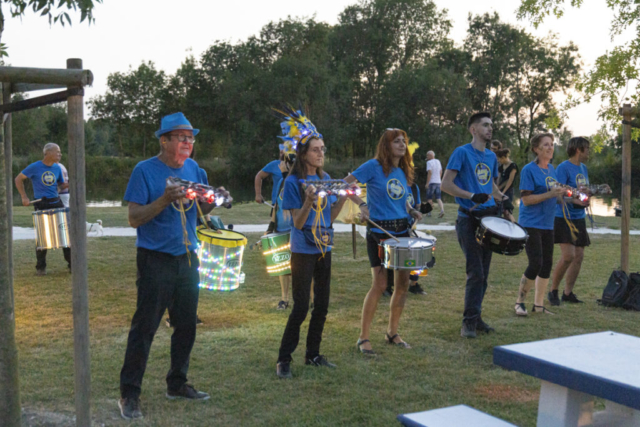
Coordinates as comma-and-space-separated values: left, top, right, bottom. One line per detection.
619, 104, 632, 274
67, 58, 91, 427
0, 66, 93, 86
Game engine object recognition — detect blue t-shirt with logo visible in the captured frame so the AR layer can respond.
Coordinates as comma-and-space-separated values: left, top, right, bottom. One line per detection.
21, 161, 64, 199
124, 157, 209, 256
274, 175, 292, 233
352, 159, 409, 235
518, 161, 558, 230
446, 143, 498, 217
282, 173, 336, 254
261, 160, 283, 204
554, 160, 589, 220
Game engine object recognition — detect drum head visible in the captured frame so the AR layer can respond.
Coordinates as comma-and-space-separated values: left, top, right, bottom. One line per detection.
481, 217, 527, 239
383, 237, 434, 249
197, 227, 248, 247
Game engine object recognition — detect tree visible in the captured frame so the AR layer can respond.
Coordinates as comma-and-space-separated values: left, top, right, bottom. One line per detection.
517, 0, 640, 137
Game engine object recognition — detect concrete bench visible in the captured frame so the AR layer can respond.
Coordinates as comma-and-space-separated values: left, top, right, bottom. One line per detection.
397, 405, 517, 427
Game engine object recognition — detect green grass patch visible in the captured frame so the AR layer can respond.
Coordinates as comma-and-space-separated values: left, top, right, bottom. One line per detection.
11, 229, 640, 426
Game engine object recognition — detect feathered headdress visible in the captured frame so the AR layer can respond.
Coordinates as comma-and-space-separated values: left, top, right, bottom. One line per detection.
408, 141, 419, 167
273, 105, 322, 152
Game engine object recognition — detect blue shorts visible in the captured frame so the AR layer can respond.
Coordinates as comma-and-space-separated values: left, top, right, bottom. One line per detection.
426, 183, 441, 200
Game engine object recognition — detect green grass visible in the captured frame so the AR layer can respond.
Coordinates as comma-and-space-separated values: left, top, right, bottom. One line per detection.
11, 229, 640, 426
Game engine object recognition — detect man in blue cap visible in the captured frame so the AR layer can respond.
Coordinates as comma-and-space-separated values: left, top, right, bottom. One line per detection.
118, 112, 227, 419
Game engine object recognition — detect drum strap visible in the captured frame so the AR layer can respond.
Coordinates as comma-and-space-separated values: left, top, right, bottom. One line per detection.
367, 218, 409, 233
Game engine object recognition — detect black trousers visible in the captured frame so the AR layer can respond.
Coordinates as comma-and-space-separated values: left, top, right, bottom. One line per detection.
278, 252, 332, 363
524, 228, 554, 280
120, 248, 200, 399
33, 198, 71, 270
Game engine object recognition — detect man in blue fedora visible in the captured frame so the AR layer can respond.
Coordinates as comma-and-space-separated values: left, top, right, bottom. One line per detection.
118, 112, 227, 419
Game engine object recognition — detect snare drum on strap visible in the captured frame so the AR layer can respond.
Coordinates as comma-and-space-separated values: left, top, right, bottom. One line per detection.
475, 217, 528, 256
381, 237, 436, 271
197, 227, 247, 291
32, 208, 70, 250
261, 232, 291, 276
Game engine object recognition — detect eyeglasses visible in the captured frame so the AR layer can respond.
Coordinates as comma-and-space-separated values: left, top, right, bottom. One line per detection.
169, 134, 196, 144
309, 146, 327, 155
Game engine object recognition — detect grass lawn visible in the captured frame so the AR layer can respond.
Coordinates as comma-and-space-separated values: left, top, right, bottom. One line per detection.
11, 228, 640, 426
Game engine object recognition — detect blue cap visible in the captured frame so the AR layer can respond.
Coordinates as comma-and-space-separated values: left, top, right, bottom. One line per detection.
155, 112, 200, 138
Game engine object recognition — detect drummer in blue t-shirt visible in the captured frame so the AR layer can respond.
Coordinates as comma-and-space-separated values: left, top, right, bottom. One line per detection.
343, 128, 423, 355
441, 112, 508, 338
15, 142, 70, 275
514, 132, 565, 317
254, 146, 286, 205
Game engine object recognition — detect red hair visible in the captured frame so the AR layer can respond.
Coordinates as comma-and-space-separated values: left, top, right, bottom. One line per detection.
375, 129, 414, 186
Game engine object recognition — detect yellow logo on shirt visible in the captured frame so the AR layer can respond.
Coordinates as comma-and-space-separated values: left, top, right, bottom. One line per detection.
41, 171, 56, 186
407, 193, 415, 207
475, 163, 491, 185
545, 176, 558, 190
576, 174, 587, 186
387, 179, 406, 200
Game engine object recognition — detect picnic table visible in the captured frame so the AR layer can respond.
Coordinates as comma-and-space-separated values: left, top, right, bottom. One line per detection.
493, 331, 640, 427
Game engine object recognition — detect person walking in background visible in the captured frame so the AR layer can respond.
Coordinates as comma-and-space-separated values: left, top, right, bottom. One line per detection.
490, 140, 502, 153
425, 150, 444, 218
496, 148, 518, 222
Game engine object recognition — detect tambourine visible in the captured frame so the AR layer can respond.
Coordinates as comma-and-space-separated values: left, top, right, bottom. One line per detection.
167, 177, 232, 208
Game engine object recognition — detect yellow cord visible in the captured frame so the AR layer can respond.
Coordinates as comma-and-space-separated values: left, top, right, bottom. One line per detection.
178, 199, 192, 267
311, 195, 330, 257
562, 200, 579, 242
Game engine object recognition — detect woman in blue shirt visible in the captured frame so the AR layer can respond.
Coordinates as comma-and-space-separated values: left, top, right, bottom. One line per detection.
345, 129, 422, 355
515, 132, 565, 316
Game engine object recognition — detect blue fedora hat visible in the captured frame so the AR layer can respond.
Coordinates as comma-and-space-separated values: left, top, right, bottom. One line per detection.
155, 112, 200, 138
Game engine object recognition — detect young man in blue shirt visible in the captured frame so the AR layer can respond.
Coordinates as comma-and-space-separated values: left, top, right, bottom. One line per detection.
441, 112, 507, 338
15, 142, 70, 275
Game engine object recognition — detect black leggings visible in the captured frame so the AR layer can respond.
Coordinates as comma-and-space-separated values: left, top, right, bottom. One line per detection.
524, 228, 554, 280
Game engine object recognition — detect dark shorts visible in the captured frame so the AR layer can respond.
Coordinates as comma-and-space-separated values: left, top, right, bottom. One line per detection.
426, 183, 441, 200
366, 229, 411, 268
554, 217, 590, 247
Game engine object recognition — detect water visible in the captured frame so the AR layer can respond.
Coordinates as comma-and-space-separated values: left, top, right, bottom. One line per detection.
513, 197, 619, 217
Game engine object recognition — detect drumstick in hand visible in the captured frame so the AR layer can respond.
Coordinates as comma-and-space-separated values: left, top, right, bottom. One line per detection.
29, 198, 42, 205
262, 201, 274, 209
366, 218, 401, 242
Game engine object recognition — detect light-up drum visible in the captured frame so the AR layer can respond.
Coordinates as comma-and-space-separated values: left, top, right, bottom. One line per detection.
32, 208, 71, 250
261, 232, 291, 276
197, 227, 248, 291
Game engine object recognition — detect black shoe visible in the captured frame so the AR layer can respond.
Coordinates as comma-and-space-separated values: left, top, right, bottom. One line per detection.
548, 290, 561, 306
196, 316, 203, 325
305, 355, 336, 368
408, 283, 426, 295
476, 318, 495, 334
277, 300, 288, 310
562, 292, 583, 304
165, 317, 173, 328
276, 361, 292, 379
118, 397, 143, 420
382, 289, 392, 297
461, 321, 477, 338
166, 384, 210, 400
36, 268, 46, 276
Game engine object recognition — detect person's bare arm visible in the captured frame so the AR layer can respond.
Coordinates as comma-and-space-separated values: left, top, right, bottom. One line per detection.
441, 170, 472, 199
254, 170, 270, 204
15, 173, 30, 206
520, 186, 565, 206
292, 184, 318, 229
59, 182, 69, 191
426, 170, 432, 188
128, 182, 186, 228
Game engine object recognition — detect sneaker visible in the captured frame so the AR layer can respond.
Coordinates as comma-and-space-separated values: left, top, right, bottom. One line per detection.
276, 361, 292, 379
166, 384, 210, 400
305, 355, 337, 368
196, 316, 203, 325
515, 303, 528, 316
408, 283, 427, 295
438, 211, 445, 218
36, 269, 46, 276
382, 290, 392, 297
277, 300, 288, 310
426, 212, 432, 217
548, 290, 561, 306
562, 292, 583, 304
118, 397, 143, 420
476, 318, 495, 333
460, 321, 477, 338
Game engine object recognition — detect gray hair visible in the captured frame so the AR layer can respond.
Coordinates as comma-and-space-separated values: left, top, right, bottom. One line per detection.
43, 142, 59, 155
427, 150, 435, 157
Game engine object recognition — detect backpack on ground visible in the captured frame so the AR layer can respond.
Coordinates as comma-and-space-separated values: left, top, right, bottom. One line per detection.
622, 273, 640, 311
600, 270, 630, 307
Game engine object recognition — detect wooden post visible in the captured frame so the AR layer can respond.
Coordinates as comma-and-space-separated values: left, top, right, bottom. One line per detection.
0, 82, 22, 426
619, 104, 632, 274
352, 224, 357, 259
4, 83, 13, 294
67, 58, 91, 427
0, 66, 93, 86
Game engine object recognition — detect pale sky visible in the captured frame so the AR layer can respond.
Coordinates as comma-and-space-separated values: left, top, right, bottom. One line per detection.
5, 0, 636, 136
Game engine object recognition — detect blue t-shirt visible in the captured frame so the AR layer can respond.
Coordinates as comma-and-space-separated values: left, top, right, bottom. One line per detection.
518, 161, 558, 230
274, 175, 292, 233
282, 173, 336, 254
446, 143, 498, 217
124, 157, 209, 256
21, 161, 64, 199
407, 183, 421, 225
352, 159, 409, 234
554, 160, 589, 220
261, 160, 283, 204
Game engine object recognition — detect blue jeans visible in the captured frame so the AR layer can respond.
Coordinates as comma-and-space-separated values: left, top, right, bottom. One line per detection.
426, 183, 441, 200
455, 216, 493, 324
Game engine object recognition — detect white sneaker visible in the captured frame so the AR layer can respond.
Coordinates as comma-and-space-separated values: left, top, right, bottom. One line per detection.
515, 303, 528, 316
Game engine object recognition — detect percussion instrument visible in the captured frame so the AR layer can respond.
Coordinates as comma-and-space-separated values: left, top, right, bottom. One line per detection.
381, 237, 435, 271
475, 216, 528, 256
32, 208, 70, 250
410, 232, 437, 276
197, 227, 247, 291
550, 182, 612, 202
299, 179, 362, 198
167, 177, 232, 207
261, 232, 292, 276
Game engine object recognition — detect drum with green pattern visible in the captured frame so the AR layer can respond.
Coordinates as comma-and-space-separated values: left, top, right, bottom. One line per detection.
261, 232, 291, 276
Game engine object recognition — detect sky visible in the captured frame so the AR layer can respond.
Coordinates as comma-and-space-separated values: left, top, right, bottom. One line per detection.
5, 0, 636, 136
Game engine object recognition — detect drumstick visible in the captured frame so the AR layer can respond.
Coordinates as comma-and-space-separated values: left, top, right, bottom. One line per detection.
262, 201, 274, 209
29, 198, 42, 204
366, 218, 401, 242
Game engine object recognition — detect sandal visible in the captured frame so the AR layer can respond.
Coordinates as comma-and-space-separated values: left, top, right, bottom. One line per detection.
533, 305, 555, 315
385, 333, 411, 349
356, 339, 376, 356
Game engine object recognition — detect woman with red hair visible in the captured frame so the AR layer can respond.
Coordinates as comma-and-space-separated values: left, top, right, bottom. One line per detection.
345, 128, 422, 355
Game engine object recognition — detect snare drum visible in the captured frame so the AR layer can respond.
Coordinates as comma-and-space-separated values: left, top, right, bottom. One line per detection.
197, 227, 247, 291
32, 208, 70, 250
261, 232, 291, 276
475, 216, 528, 256
381, 237, 435, 270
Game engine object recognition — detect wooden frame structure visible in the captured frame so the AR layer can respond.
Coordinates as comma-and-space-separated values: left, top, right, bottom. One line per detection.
619, 104, 639, 274
0, 59, 93, 426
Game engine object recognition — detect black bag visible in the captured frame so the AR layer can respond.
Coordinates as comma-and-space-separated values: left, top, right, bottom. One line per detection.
622, 273, 640, 311
600, 270, 630, 307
